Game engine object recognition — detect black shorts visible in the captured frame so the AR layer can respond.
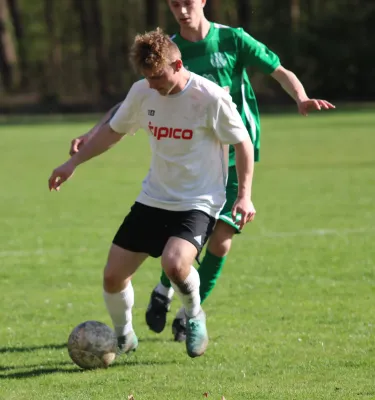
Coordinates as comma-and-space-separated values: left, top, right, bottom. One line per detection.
112, 202, 216, 258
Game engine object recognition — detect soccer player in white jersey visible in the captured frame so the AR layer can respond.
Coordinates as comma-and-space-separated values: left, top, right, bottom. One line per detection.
48, 28, 256, 358
68, 0, 335, 344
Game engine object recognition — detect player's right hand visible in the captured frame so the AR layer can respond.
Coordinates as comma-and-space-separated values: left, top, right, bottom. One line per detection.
48, 159, 76, 192
69, 133, 90, 156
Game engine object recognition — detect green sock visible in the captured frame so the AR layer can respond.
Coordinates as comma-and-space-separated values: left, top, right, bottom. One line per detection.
198, 250, 227, 304
160, 269, 172, 288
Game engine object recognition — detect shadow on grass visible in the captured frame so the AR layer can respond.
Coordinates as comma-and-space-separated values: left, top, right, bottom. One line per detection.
0, 361, 72, 372
0, 338, 182, 353
0, 367, 82, 379
0, 358, 172, 379
0, 338, 186, 380
0, 343, 66, 354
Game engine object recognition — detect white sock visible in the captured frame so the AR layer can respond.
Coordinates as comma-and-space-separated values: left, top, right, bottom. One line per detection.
154, 282, 175, 300
170, 266, 201, 318
103, 282, 134, 337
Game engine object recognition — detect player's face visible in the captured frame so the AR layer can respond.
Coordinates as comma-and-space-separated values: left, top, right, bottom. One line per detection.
143, 64, 179, 96
168, 0, 206, 29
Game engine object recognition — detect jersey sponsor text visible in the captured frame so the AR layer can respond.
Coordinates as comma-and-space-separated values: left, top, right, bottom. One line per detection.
148, 122, 193, 141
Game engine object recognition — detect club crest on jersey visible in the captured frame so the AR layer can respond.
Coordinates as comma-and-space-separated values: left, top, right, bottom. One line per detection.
148, 122, 193, 141
210, 52, 227, 68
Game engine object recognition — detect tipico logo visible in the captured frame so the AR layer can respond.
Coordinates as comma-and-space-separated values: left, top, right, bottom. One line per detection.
148, 122, 193, 141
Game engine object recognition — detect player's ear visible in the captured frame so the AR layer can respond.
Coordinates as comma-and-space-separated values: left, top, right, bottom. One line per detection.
175, 59, 183, 71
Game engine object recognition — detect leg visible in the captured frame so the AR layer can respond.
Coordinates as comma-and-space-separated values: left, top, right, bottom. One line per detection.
162, 237, 201, 318
146, 208, 215, 339
162, 237, 208, 358
172, 220, 236, 341
145, 270, 174, 333
104, 201, 167, 354
172, 166, 240, 341
149, 188, 238, 312
103, 243, 148, 293
199, 220, 236, 302
103, 243, 148, 354
159, 270, 173, 291
197, 165, 241, 303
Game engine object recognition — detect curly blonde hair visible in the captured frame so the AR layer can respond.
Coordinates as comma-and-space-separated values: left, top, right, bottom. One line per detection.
130, 27, 181, 73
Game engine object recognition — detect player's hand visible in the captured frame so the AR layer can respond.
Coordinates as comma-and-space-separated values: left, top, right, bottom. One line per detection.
231, 197, 256, 230
48, 159, 76, 191
297, 99, 335, 116
69, 133, 90, 156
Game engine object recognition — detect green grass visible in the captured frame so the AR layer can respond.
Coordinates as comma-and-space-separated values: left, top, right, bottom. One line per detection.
0, 109, 374, 399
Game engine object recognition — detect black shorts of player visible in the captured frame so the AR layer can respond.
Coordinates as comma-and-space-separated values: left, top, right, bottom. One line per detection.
112, 202, 216, 258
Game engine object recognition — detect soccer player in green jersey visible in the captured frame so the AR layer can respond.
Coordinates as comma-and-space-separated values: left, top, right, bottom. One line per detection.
144, 0, 334, 342
69, 0, 335, 343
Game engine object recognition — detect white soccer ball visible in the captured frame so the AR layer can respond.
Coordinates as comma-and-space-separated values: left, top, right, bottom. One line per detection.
67, 320, 117, 369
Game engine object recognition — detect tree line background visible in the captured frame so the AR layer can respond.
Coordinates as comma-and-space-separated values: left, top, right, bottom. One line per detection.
0, 0, 374, 113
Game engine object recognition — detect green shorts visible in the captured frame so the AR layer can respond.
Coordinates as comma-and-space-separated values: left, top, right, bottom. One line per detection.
219, 166, 241, 233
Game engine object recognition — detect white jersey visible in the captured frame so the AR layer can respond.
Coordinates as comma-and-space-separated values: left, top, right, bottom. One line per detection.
110, 72, 248, 218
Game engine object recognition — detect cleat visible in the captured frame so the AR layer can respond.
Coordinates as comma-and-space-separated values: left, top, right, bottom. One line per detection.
117, 331, 138, 355
185, 309, 208, 358
172, 317, 187, 342
145, 290, 171, 333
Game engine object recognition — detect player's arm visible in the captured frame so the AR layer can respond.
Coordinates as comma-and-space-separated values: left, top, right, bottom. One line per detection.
238, 29, 335, 116
232, 135, 255, 229
49, 83, 141, 192
71, 90, 140, 165
271, 66, 335, 116
70, 124, 123, 167
69, 102, 122, 156
211, 95, 256, 229
49, 124, 123, 191
233, 137, 253, 202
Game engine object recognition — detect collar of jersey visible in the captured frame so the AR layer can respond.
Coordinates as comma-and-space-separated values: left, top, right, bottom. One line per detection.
166, 72, 194, 98
175, 21, 215, 44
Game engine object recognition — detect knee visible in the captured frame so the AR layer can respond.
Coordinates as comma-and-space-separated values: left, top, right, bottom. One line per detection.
208, 237, 231, 257
161, 254, 185, 282
103, 265, 129, 293
161, 238, 197, 282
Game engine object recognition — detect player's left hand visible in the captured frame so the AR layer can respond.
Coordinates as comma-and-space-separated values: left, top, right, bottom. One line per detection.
232, 197, 256, 230
297, 99, 335, 116
48, 159, 76, 192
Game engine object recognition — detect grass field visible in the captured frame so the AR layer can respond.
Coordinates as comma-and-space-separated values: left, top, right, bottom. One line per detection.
0, 109, 374, 400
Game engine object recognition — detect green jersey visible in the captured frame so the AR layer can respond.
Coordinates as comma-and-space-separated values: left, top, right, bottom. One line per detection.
172, 22, 280, 165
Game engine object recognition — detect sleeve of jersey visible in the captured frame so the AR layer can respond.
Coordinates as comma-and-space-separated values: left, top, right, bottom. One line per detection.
212, 95, 249, 145
109, 83, 141, 135
238, 28, 281, 74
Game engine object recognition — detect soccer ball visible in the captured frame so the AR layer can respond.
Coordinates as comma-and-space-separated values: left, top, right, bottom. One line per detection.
67, 320, 117, 369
